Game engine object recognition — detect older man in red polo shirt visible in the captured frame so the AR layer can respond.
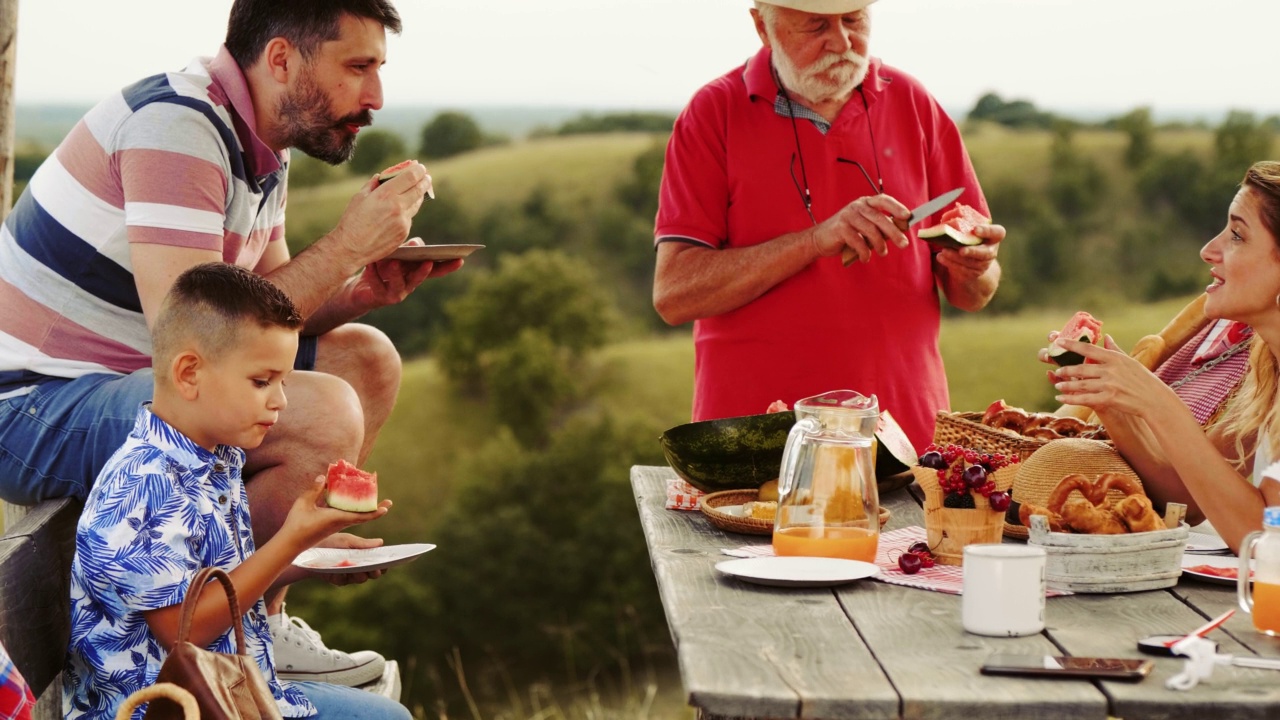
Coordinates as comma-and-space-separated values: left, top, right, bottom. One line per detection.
653, 0, 1007, 452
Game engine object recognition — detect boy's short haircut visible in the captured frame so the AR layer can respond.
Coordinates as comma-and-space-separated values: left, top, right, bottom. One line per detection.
152, 263, 303, 373
225, 0, 403, 68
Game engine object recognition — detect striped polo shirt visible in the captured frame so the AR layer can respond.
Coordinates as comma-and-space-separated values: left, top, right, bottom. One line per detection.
0, 46, 288, 398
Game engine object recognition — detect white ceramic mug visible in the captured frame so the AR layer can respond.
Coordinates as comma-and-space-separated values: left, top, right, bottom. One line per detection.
962, 544, 1047, 637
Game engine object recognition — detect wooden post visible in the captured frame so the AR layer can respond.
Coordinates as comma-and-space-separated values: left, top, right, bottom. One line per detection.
0, 0, 16, 222
0, 0, 17, 535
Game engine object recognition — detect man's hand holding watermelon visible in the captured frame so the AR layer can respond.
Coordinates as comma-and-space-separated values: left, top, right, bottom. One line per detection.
923, 206, 1005, 313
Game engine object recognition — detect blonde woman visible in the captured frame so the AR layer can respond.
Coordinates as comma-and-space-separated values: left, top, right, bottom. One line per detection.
1050, 161, 1280, 553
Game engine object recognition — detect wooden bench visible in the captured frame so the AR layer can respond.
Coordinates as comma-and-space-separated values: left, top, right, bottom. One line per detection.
0, 499, 400, 718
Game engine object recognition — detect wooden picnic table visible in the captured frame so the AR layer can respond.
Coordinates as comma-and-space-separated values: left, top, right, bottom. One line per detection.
631, 465, 1280, 720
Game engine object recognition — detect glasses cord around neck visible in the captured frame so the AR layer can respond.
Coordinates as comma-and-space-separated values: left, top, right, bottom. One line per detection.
858, 85, 884, 193
778, 77, 814, 222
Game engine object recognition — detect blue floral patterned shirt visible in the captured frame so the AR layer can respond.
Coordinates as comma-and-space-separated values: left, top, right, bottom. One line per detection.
63, 406, 314, 719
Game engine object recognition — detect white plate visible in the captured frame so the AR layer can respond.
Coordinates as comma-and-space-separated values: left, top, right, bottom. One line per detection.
1180, 554, 1253, 586
294, 543, 436, 574
385, 244, 484, 262
715, 556, 879, 588
1185, 531, 1230, 554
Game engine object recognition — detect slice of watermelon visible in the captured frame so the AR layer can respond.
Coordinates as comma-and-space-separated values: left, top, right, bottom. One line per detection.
918, 202, 989, 249
377, 159, 415, 182
1048, 311, 1103, 366
324, 459, 379, 512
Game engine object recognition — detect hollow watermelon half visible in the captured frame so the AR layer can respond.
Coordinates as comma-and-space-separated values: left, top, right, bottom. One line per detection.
324, 459, 379, 512
918, 203, 989, 249
1048, 311, 1103, 366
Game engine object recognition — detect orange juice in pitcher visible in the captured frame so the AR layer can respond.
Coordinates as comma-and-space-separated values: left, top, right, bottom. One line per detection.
774, 391, 880, 563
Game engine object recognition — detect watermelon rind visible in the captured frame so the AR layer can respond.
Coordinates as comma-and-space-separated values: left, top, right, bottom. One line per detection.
659, 410, 916, 493
377, 159, 415, 182
1047, 332, 1098, 367
918, 223, 983, 249
325, 492, 378, 513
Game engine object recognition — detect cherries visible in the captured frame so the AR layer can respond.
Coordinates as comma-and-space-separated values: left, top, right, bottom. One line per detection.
962, 464, 988, 489
919, 451, 946, 470
918, 443, 1020, 509
897, 542, 936, 574
898, 553, 923, 574
989, 490, 1011, 512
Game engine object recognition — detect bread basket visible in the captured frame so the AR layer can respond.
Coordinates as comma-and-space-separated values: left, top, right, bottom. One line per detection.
1003, 438, 1142, 539
932, 411, 1047, 462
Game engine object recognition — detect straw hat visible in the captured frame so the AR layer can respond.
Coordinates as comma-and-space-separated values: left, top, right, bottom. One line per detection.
756, 0, 878, 13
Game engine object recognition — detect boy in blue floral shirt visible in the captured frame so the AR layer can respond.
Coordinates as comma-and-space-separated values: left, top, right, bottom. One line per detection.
63, 264, 410, 720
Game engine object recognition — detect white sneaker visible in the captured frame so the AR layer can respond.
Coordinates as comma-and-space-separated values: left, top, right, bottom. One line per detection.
270, 609, 386, 687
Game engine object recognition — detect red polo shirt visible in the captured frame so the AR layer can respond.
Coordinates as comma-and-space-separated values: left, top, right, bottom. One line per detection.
655, 46, 989, 452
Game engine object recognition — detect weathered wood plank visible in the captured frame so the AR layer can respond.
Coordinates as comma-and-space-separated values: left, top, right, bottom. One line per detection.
1170, 581, 1280, 659
1046, 588, 1280, 719
841, 583, 1106, 720
634, 467, 898, 719
0, 498, 79, 695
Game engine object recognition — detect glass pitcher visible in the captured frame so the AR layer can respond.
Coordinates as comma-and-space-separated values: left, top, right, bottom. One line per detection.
774, 390, 880, 562
1239, 506, 1280, 636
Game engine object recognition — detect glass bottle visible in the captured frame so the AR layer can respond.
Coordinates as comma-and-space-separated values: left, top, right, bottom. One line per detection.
1239, 506, 1280, 636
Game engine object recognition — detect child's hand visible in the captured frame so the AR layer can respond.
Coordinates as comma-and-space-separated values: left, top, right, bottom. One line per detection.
279, 475, 391, 555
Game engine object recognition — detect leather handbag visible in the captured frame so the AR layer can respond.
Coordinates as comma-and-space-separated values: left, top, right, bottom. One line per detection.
142, 567, 283, 720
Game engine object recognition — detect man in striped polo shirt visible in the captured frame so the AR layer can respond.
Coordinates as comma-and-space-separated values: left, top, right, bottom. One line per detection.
0, 0, 453, 687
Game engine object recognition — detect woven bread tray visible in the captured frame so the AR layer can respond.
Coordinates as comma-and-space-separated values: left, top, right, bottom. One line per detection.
1004, 438, 1142, 540
933, 411, 1047, 462
699, 489, 891, 536
700, 490, 773, 535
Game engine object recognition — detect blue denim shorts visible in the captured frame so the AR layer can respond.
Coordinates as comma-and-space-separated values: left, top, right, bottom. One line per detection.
0, 370, 153, 504
0, 336, 320, 505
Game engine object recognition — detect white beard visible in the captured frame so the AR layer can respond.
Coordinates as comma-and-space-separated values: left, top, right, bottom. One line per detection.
772, 44, 869, 106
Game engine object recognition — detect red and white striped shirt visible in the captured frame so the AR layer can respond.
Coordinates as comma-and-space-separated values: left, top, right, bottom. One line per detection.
0, 46, 288, 395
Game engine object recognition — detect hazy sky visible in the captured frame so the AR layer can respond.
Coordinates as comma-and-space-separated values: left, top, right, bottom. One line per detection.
13, 0, 1280, 119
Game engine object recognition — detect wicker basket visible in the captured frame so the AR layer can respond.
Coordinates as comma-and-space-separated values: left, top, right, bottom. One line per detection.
700, 489, 774, 535
1003, 438, 1141, 539
699, 490, 891, 536
913, 464, 1017, 566
932, 411, 1048, 462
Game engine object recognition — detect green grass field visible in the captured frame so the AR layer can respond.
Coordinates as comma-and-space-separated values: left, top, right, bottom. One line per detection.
285, 132, 666, 244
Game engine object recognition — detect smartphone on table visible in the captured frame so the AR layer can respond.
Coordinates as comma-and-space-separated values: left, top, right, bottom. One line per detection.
980, 654, 1153, 682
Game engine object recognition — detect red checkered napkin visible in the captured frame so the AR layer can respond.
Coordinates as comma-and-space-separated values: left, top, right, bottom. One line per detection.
725, 526, 1071, 597
666, 477, 706, 511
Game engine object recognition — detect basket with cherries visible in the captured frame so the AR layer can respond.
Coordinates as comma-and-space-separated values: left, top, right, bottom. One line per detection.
918, 443, 1019, 512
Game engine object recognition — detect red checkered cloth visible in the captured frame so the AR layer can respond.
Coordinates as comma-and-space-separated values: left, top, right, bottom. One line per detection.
1155, 320, 1251, 425
666, 477, 706, 510
0, 643, 35, 720
725, 526, 1071, 596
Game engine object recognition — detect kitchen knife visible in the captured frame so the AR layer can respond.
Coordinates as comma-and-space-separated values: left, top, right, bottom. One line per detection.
841, 187, 966, 266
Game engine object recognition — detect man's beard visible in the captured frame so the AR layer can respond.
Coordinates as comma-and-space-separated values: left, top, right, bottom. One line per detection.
276, 69, 372, 166
772, 45, 869, 106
